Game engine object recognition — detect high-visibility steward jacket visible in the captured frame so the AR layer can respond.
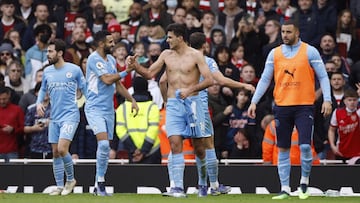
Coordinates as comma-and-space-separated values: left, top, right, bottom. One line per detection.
158, 108, 195, 162
116, 100, 160, 157
273, 42, 316, 106
262, 120, 320, 165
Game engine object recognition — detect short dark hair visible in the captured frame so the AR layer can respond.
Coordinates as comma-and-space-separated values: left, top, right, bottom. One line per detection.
34, 23, 52, 37
344, 88, 359, 99
49, 39, 66, 54
0, 86, 10, 95
166, 23, 187, 41
189, 32, 206, 50
283, 19, 299, 29
93, 30, 111, 47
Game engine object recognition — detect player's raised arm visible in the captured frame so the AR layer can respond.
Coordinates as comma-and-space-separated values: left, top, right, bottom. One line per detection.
131, 51, 166, 80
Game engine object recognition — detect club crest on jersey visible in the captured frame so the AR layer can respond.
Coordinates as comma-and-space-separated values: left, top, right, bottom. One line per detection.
96, 62, 104, 69
66, 72, 72, 78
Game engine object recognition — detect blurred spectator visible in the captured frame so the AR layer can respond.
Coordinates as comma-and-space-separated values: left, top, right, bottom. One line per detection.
19, 79, 42, 115
324, 60, 337, 73
0, 42, 16, 75
135, 25, 149, 43
230, 42, 247, 71
207, 82, 232, 159
328, 88, 360, 160
104, 11, 116, 24
184, 9, 203, 41
24, 23, 51, 88
201, 10, 217, 42
15, 0, 35, 24
0, 86, 24, 162
89, 3, 107, 34
103, 0, 133, 22
73, 14, 94, 44
229, 128, 261, 158
122, 2, 144, 44
230, 14, 267, 77
140, 20, 167, 51
142, 0, 172, 30
336, 9, 360, 63
4, 29, 25, 61
225, 88, 255, 158
0, 73, 20, 104
262, 19, 282, 58
275, 0, 297, 24
0, 0, 26, 43
209, 26, 226, 57
171, 6, 186, 25
218, 0, 245, 46
314, 0, 337, 38
24, 93, 52, 159
244, 0, 260, 18
349, 60, 360, 90
116, 76, 161, 164
257, 0, 279, 28
113, 42, 132, 89
107, 19, 121, 42
166, 0, 178, 15
262, 118, 320, 165
64, 27, 94, 66
292, 0, 321, 47
4, 61, 29, 98
62, 0, 88, 39
240, 63, 259, 86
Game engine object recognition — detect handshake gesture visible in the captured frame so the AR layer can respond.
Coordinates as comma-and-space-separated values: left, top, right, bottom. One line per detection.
126, 54, 139, 72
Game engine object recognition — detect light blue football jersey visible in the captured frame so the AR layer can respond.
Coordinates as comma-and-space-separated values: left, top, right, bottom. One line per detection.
199, 56, 220, 104
36, 62, 86, 122
85, 51, 117, 114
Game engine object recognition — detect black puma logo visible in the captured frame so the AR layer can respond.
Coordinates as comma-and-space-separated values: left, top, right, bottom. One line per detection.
284, 69, 295, 78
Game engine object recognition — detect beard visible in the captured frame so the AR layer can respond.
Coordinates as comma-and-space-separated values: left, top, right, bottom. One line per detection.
48, 57, 59, 65
104, 46, 112, 55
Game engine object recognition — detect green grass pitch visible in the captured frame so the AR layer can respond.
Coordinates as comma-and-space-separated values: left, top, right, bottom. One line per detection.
0, 194, 359, 203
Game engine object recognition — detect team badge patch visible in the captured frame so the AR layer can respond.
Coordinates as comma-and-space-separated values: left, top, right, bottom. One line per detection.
66, 72, 72, 78
96, 62, 104, 69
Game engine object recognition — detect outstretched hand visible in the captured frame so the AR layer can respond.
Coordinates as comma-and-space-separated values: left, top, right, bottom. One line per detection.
126, 54, 139, 71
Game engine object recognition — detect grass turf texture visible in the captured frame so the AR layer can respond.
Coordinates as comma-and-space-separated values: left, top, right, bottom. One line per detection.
0, 194, 359, 203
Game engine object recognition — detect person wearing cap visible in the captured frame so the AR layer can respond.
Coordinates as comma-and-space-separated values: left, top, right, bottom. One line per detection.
0, 0, 26, 41
0, 42, 16, 75
107, 19, 122, 42
116, 76, 161, 164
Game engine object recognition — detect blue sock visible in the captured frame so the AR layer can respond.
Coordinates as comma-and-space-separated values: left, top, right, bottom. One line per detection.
62, 153, 74, 181
53, 157, 64, 187
172, 153, 185, 189
96, 140, 110, 182
206, 149, 218, 184
196, 155, 207, 186
300, 144, 312, 184
167, 152, 175, 188
278, 150, 290, 191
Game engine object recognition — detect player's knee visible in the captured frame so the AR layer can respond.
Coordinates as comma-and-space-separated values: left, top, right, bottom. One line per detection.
98, 140, 110, 153
300, 144, 311, 152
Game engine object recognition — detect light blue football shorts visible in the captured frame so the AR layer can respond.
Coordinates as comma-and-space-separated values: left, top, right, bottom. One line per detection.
166, 95, 209, 138
85, 111, 114, 140
48, 120, 79, 143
